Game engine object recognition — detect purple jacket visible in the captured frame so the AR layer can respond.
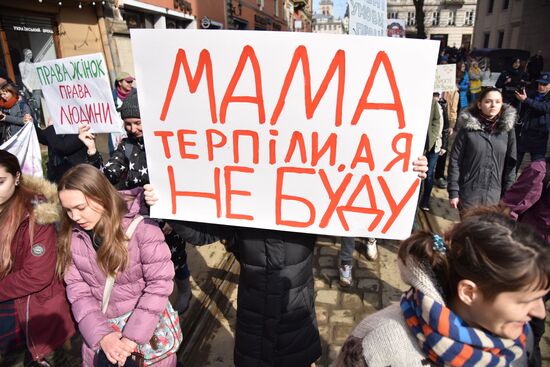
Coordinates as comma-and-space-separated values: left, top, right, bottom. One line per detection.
501, 160, 550, 243
64, 188, 174, 354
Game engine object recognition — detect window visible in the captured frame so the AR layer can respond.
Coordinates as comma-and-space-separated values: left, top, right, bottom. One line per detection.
388, 11, 399, 19
483, 32, 490, 48
497, 30, 504, 48
448, 10, 456, 26
407, 12, 415, 26
487, 0, 495, 14
123, 11, 154, 29
503, 0, 510, 9
432, 11, 440, 26
464, 11, 474, 26
274, 0, 279, 16
257, 0, 264, 11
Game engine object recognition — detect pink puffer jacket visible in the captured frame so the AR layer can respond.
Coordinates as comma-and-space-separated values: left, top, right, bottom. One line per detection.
64, 188, 175, 366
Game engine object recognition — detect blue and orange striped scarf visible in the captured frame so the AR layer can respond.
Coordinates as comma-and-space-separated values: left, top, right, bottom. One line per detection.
401, 288, 528, 366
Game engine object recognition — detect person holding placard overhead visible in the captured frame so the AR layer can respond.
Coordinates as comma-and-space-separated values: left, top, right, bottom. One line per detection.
142, 157, 429, 367
57, 164, 180, 367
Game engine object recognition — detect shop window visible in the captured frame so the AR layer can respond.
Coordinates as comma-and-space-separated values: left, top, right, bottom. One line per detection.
0, 14, 57, 88
0, 13, 57, 125
122, 10, 154, 29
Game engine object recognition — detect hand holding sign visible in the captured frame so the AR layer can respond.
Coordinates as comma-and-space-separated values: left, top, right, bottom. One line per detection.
412, 156, 428, 179
143, 184, 158, 206
78, 123, 97, 155
23, 114, 33, 124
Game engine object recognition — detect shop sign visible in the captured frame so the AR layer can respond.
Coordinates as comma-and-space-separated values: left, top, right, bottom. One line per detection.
201, 17, 211, 29
12, 25, 53, 34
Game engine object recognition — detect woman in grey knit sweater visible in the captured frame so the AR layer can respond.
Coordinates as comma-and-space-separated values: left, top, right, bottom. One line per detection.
335, 207, 550, 367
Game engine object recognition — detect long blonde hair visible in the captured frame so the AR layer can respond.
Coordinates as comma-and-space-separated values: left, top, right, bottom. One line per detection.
0, 150, 35, 278
56, 164, 128, 278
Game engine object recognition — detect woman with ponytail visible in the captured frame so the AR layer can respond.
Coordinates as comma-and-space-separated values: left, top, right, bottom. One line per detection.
335, 207, 550, 367
0, 150, 75, 365
57, 164, 178, 366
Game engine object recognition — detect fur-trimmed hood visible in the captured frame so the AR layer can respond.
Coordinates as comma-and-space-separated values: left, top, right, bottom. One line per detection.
458, 104, 517, 133
21, 175, 60, 225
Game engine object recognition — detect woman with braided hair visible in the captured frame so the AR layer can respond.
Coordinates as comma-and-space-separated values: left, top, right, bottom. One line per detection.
335, 207, 550, 367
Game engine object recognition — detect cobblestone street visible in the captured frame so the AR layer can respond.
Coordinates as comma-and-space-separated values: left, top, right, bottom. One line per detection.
183, 185, 550, 366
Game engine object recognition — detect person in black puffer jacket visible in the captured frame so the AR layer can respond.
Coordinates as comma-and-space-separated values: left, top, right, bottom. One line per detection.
163, 221, 321, 367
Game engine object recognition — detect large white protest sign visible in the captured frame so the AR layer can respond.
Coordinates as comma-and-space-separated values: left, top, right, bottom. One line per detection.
131, 30, 439, 239
348, 0, 387, 36
1, 123, 43, 177
434, 64, 457, 92
34, 53, 123, 134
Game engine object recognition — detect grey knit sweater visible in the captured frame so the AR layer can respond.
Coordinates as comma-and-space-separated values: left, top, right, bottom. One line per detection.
333, 257, 532, 367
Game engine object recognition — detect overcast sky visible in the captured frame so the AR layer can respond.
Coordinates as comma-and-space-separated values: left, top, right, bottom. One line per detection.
312, 0, 347, 18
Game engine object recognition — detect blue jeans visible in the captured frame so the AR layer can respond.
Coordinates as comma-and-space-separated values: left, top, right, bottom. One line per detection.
419, 148, 439, 208
340, 237, 355, 265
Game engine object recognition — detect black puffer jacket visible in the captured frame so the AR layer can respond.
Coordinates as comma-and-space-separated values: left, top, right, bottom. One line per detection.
168, 221, 321, 367
35, 125, 87, 183
448, 104, 517, 209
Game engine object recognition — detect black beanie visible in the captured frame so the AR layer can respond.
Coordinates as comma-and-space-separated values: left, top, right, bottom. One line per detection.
120, 91, 140, 120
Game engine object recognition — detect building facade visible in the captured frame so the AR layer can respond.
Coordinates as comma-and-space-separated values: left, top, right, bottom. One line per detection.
0, 0, 195, 88
190, 0, 287, 31
284, 0, 312, 32
312, 0, 343, 34
472, 0, 549, 61
0, 0, 111, 86
387, 0, 477, 48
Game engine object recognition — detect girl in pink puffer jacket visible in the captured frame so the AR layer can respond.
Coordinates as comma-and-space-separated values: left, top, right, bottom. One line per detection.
56, 164, 176, 367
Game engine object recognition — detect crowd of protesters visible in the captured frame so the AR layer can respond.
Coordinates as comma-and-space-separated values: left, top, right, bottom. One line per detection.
0, 42, 550, 367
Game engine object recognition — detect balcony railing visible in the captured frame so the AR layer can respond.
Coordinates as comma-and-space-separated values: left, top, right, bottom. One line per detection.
442, 0, 465, 7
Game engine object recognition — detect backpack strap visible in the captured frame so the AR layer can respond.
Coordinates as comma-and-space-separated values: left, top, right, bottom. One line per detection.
101, 215, 144, 314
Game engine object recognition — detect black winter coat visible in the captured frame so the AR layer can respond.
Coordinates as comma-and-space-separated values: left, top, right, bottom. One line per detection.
168, 221, 321, 367
35, 125, 88, 183
517, 91, 550, 155
448, 105, 517, 209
